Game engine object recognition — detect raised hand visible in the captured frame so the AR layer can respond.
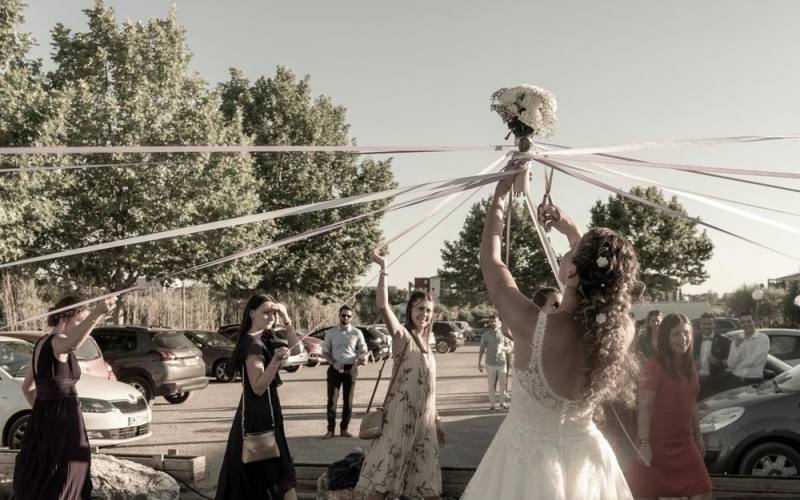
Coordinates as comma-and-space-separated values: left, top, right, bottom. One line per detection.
369, 248, 387, 269
95, 295, 118, 315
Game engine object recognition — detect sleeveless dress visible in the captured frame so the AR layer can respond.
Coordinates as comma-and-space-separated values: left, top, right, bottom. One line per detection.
13, 334, 92, 500
215, 334, 297, 499
355, 327, 442, 497
460, 314, 633, 500
626, 358, 712, 497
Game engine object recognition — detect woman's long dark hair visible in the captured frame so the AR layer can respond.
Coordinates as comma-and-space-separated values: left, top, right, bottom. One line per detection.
571, 228, 645, 415
655, 312, 696, 382
403, 290, 434, 338
48, 296, 90, 328
224, 293, 276, 379
644, 310, 661, 343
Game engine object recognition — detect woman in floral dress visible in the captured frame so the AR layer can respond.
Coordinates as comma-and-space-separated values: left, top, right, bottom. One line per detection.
355, 250, 445, 500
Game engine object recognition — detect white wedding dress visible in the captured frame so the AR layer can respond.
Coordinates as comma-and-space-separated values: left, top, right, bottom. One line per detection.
461, 314, 633, 500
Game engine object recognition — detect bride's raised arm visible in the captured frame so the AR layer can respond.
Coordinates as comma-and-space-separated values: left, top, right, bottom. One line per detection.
369, 249, 404, 339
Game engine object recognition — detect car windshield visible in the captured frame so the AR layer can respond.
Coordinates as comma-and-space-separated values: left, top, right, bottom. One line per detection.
772, 363, 800, 392
75, 338, 101, 361
153, 332, 194, 349
0, 340, 34, 377
192, 332, 233, 347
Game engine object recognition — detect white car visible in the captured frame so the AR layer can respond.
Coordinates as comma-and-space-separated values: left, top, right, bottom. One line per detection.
0, 336, 152, 449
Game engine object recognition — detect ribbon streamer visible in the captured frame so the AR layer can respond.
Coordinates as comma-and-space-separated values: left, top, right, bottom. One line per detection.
0, 169, 510, 269
536, 159, 800, 264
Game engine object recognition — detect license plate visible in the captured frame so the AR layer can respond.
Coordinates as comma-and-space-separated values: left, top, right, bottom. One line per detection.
128, 414, 149, 426
183, 357, 198, 366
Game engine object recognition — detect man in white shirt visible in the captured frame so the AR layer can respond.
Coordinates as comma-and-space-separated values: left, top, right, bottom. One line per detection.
726, 311, 770, 390
693, 312, 730, 400
322, 305, 368, 439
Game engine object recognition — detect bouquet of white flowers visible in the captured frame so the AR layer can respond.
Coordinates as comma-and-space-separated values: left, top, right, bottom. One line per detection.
490, 84, 558, 150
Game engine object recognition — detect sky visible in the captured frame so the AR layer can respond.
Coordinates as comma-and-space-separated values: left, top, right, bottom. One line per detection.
18, 0, 800, 300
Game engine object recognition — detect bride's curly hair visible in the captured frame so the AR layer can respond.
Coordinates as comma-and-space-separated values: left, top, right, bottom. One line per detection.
571, 228, 644, 417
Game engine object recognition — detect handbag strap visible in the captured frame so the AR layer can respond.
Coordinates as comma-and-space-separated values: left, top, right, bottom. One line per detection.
241, 349, 277, 440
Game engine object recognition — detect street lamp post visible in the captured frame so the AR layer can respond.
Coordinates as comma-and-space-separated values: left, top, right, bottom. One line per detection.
752, 284, 765, 327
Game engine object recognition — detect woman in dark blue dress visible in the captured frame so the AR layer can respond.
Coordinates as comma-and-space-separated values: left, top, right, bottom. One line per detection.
215, 294, 301, 500
13, 295, 117, 500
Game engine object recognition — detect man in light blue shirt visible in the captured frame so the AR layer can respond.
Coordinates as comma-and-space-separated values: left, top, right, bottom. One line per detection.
322, 304, 368, 438
478, 315, 511, 410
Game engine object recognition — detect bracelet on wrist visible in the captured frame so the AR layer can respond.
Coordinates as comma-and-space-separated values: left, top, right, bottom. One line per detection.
639, 438, 650, 445
380, 271, 388, 277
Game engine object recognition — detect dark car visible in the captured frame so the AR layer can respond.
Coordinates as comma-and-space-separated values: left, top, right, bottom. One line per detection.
691, 317, 741, 336
432, 321, 465, 354
308, 325, 390, 362
470, 318, 495, 342
182, 330, 236, 383
699, 354, 797, 476
90, 325, 209, 404
217, 324, 309, 372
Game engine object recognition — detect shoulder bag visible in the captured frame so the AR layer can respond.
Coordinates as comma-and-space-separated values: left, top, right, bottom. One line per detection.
242, 370, 281, 463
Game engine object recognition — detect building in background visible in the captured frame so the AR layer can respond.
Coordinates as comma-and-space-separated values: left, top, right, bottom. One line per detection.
412, 275, 451, 301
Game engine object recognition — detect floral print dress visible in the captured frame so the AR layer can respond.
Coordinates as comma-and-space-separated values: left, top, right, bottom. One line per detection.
356, 327, 442, 497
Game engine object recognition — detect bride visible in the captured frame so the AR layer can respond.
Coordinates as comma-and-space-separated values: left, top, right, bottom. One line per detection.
462, 174, 643, 500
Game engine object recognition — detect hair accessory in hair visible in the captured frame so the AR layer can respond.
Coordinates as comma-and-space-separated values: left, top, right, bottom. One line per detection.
596, 256, 609, 268
596, 313, 607, 325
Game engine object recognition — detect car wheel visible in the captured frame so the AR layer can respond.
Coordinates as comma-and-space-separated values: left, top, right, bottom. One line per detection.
283, 365, 301, 373
164, 392, 193, 404
436, 339, 450, 354
120, 375, 153, 403
738, 442, 800, 477
213, 359, 236, 383
8, 414, 29, 450
449, 347, 458, 353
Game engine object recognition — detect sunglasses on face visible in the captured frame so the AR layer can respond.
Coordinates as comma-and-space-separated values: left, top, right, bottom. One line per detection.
552, 301, 560, 309
340, 314, 352, 319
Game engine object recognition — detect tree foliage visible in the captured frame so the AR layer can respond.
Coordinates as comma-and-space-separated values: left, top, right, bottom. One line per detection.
438, 197, 557, 307
723, 284, 786, 327
27, 3, 273, 319
590, 186, 714, 298
782, 282, 800, 328
219, 66, 396, 301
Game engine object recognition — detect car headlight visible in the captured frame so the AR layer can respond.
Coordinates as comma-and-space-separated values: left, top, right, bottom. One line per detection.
79, 398, 119, 413
699, 407, 745, 433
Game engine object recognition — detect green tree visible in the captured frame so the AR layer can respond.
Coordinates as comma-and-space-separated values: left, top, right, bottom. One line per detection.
0, 0, 69, 265
590, 186, 714, 298
35, 3, 273, 321
219, 67, 396, 301
723, 284, 785, 327
782, 282, 800, 328
438, 197, 556, 307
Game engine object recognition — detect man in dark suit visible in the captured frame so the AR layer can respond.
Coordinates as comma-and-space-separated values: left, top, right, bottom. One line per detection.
694, 312, 731, 401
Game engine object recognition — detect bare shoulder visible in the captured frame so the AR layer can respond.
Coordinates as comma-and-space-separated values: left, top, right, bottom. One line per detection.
503, 301, 540, 343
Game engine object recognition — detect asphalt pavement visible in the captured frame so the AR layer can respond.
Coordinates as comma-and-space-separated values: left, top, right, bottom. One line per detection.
104, 343, 507, 498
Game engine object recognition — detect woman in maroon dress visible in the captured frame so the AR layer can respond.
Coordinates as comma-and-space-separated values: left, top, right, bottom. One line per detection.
13, 295, 117, 500
626, 312, 712, 500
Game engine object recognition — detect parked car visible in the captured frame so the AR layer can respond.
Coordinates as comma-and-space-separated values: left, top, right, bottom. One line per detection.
723, 329, 800, 367
90, 325, 209, 404
691, 317, 741, 336
470, 318, 495, 341
181, 330, 236, 382
2, 330, 116, 380
217, 324, 310, 372
308, 325, 391, 362
301, 335, 325, 367
699, 354, 798, 476
365, 323, 394, 357
453, 321, 473, 342
0, 336, 152, 449
432, 321, 465, 354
